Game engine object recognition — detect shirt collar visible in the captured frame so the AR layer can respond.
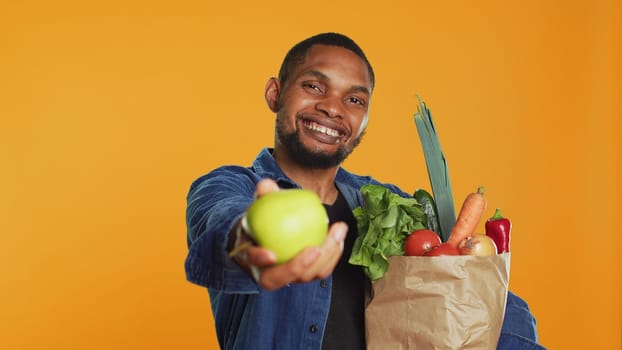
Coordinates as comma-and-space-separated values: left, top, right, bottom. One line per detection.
251, 148, 298, 189
251, 147, 364, 209
251, 147, 353, 189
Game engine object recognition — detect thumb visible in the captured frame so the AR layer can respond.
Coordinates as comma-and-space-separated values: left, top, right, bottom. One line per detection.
255, 178, 280, 198
328, 222, 348, 244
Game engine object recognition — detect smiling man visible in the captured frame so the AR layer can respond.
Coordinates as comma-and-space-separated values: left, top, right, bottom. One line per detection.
185, 32, 544, 350
267, 42, 372, 202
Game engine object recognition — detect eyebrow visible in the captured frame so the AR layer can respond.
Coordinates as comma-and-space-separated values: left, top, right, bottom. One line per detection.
302, 69, 371, 96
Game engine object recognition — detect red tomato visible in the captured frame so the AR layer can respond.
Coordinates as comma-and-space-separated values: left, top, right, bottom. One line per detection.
404, 229, 442, 256
423, 242, 461, 256
458, 234, 498, 256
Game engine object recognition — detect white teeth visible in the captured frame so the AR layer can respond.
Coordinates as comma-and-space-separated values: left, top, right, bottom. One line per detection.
306, 121, 340, 137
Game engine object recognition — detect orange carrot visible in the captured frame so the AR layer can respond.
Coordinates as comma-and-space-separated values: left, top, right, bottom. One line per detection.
446, 187, 487, 248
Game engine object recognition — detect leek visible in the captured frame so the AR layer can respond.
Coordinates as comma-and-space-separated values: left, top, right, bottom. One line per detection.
413, 97, 456, 242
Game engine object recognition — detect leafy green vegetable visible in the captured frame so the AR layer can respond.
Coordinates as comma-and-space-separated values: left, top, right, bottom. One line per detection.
348, 184, 427, 281
413, 96, 456, 242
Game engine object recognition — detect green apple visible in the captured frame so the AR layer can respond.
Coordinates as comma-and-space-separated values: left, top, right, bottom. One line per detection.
243, 188, 329, 263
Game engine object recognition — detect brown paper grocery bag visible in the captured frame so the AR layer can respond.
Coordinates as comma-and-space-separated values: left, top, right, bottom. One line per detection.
365, 253, 510, 350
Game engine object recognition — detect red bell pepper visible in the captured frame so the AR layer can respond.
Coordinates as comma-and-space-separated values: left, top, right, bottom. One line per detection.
485, 208, 511, 253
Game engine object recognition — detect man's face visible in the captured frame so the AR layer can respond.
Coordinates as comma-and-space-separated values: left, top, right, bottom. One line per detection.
273, 44, 372, 169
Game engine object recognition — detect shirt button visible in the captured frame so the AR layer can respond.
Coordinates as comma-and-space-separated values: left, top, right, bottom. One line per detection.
309, 324, 318, 333
320, 280, 328, 288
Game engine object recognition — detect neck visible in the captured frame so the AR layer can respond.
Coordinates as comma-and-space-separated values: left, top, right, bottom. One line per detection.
272, 147, 340, 205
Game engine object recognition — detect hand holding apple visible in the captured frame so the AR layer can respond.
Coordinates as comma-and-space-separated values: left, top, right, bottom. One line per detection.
249, 222, 346, 290
243, 185, 329, 263
234, 180, 348, 290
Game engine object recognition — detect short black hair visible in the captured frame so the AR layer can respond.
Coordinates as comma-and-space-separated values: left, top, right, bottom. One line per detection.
277, 32, 375, 89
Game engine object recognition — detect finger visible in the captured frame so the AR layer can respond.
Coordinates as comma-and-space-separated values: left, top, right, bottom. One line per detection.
303, 246, 343, 281
326, 221, 348, 245
245, 245, 277, 268
259, 248, 321, 290
255, 178, 280, 198
318, 245, 343, 278
299, 222, 347, 281
318, 227, 346, 278
253, 222, 348, 290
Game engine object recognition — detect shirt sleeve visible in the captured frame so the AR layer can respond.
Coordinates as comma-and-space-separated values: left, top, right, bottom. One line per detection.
184, 166, 261, 293
497, 291, 546, 349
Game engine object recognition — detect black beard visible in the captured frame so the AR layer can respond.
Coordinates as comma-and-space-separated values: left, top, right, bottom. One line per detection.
276, 116, 363, 169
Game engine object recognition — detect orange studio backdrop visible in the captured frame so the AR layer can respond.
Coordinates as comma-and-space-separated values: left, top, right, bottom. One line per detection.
1, 1, 620, 349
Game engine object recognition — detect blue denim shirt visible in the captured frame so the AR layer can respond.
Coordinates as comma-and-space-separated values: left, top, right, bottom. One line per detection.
185, 148, 545, 350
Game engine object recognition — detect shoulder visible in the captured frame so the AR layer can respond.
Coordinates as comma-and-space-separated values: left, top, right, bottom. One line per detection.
188, 165, 261, 197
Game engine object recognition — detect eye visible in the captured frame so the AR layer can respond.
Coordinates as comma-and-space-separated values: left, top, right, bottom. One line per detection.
302, 82, 323, 93
347, 96, 366, 107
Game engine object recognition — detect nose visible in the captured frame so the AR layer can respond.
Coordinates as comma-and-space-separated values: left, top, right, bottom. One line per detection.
315, 96, 344, 119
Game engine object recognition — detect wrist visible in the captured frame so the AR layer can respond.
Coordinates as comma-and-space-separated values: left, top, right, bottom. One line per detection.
228, 216, 253, 257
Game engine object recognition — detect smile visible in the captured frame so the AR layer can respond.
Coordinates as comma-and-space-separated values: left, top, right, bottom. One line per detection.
303, 120, 341, 137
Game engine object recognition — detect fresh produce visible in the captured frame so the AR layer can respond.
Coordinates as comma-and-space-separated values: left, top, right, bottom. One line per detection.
424, 242, 460, 256
414, 99, 456, 241
413, 188, 441, 234
243, 188, 328, 263
404, 229, 442, 256
349, 184, 426, 281
485, 208, 511, 253
458, 234, 498, 256
445, 187, 487, 248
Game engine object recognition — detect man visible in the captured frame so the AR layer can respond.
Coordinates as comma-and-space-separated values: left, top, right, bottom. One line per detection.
185, 32, 544, 349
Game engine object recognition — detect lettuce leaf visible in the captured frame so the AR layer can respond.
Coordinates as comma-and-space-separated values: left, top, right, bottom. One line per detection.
348, 184, 427, 281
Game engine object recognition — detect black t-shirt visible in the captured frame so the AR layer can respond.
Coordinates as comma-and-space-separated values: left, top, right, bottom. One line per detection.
321, 191, 367, 350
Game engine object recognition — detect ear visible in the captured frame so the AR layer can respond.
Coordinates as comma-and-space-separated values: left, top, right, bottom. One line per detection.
264, 77, 280, 113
